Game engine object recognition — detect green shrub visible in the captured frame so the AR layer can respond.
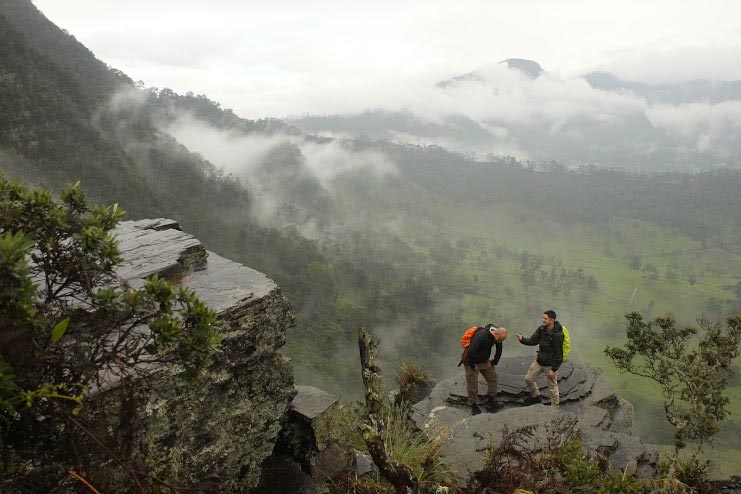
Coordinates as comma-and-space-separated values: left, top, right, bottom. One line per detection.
0, 175, 221, 479
658, 453, 710, 493
330, 403, 455, 494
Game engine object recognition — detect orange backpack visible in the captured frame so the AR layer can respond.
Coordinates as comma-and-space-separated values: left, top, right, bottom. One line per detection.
458, 326, 484, 366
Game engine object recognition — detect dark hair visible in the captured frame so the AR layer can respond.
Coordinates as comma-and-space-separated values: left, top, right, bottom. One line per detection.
544, 310, 557, 320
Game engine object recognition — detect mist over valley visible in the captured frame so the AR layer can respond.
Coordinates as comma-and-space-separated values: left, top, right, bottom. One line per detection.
1, 0, 741, 483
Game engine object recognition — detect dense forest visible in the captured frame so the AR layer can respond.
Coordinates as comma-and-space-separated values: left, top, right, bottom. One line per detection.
1, 0, 740, 477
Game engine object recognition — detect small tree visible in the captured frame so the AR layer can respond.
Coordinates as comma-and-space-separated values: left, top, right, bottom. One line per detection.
0, 174, 221, 478
605, 312, 741, 451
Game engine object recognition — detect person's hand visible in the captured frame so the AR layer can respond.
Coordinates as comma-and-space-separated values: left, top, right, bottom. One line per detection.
516, 333, 523, 341
547, 369, 556, 378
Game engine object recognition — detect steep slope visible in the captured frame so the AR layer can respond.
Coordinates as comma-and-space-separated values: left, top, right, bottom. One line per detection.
0, 2, 253, 225
0, 11, 154, 213
0, 0, 131, 106
0, 2, 330, 330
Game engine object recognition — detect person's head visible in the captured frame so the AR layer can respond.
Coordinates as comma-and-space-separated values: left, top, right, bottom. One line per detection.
488, 324, 507, 342
542, 310, 557, 329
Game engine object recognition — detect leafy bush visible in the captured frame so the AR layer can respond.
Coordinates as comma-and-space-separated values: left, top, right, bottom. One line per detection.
0, 174, 221, 476
658, 453, 711, 493
605, 313, 741, 451
468, 420, 653, 494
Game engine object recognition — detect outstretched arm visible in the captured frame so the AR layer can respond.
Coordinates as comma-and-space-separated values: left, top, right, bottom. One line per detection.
519, 327, 541, 346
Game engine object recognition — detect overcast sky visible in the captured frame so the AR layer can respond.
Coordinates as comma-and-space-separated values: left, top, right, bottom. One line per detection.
33, 0, 741, 119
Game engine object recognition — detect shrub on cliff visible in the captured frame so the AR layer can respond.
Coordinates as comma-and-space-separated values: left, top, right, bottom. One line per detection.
0, 173, 221, 477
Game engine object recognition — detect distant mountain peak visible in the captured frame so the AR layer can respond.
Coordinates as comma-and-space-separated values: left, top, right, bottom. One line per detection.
435, 70, 484, 88
436, 58, 543, 89
500, 58, 544, 78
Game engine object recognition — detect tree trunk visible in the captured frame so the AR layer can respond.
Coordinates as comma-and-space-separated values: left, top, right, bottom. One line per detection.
357, 328, 418, 494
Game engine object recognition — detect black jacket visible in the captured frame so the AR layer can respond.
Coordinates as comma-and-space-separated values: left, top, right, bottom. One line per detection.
467, 327, 502, 368
519, 321, 564, 371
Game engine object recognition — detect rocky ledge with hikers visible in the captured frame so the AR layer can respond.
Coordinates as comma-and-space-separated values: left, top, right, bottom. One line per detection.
412, 355, 659, 480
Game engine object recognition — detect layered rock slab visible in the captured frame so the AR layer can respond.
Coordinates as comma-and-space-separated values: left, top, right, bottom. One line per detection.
109, 219, 296, 492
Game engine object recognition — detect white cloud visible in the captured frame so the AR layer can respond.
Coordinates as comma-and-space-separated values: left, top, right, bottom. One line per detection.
164, 112, 280, 173
599, 40, 741, 83
34, 0, 741, 119
301, 141, 398, 188
161, 110, 398, 226
646, 100, 741, 152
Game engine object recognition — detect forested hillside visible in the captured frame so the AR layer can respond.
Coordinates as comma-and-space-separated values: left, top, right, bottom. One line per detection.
1, 0, 740, 476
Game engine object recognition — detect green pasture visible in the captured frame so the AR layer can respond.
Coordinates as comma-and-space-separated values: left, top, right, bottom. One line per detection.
330, 175, 741, 477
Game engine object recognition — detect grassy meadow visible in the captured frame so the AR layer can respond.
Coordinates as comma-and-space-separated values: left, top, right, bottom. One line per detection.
322, 169, 741, 476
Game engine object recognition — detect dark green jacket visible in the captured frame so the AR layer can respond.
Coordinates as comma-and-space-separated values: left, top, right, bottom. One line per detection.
519, 321, 564, 371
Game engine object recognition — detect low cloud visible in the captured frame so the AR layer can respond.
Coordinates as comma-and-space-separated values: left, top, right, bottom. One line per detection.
646, 100, 741, 140
301, 141, 398, 188
164, 112, 279, 174
414, 64, 646, 127
164, 112, 398, 184
162, 110, 398, 229
291, 62, 741, 167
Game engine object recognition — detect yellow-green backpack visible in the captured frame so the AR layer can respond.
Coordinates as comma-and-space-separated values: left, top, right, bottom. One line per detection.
561, 326, 571, 361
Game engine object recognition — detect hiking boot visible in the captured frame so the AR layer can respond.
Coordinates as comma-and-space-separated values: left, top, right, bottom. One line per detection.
485, 402, 504, 412
484, 397, 504, 411
471, 403, 482, 415
523, 395, 541, 406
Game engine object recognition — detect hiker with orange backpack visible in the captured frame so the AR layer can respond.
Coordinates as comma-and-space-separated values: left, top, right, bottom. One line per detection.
516, 310, 564, 407
460, 324, 508, 415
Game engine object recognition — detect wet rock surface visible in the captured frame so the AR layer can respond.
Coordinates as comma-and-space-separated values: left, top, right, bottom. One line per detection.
413, 356, 658, 480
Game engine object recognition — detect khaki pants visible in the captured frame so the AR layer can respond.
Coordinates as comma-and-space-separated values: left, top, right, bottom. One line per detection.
465, 363, 499, 405
524, 360, 559, 405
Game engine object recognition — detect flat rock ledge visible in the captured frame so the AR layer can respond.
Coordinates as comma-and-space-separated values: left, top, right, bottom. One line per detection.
413, 356, 658, 481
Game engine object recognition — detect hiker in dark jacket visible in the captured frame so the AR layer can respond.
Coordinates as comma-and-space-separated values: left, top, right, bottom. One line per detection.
466, 324, 508, 415
517, 310, 564, 406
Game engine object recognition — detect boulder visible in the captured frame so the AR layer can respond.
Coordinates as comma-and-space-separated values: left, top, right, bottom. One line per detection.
437, 405, 576, 478
267, 385, 354, 488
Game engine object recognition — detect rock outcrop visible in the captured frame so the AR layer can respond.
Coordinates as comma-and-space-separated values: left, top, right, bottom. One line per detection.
5, 219, 295, 493
413, 357, 659, 481
106, 219, 296, 491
